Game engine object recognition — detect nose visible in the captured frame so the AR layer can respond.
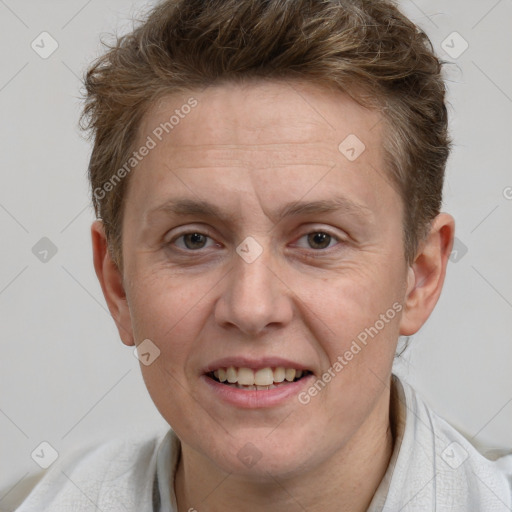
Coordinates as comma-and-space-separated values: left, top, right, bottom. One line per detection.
214, 240, 293, 337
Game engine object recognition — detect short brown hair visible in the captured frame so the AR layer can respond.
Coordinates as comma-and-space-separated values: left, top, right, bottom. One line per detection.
81, 0, 450, 270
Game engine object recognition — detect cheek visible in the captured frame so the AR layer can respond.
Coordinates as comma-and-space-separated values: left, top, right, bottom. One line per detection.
306, 267, 403, 418
293, 258, 406, 404
130, 266, 200, 325
300, 261, 404, 340
130, 273, 211, 424
127, 270, 211, 369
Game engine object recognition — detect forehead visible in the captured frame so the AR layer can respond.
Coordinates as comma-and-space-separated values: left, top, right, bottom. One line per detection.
140, 79, 382, 148
131, 80, 390, 197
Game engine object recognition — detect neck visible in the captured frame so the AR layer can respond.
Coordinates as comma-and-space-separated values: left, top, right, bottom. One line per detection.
175, 387, 394, 512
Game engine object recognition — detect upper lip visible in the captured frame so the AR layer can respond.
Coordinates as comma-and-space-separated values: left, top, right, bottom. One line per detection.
202, 356, 311, 374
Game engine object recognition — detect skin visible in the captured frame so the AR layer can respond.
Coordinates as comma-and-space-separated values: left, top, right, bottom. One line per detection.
92, 79, 454, 511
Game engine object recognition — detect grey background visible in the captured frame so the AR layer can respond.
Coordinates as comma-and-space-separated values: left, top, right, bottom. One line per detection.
1, 0, 511, 510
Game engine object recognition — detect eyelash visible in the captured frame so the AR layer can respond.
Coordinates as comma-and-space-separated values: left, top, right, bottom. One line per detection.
167, 229, 345, 254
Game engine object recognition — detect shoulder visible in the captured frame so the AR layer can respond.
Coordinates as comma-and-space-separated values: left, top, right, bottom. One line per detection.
396, 376, 512, 510
430, 400, 512, 508
16, 428, 171, 512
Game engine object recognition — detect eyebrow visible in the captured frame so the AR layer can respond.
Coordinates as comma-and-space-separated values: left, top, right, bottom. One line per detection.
146, 196, 373, 225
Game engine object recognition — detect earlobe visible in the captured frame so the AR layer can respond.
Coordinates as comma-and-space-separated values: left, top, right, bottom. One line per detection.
91, 220, 135, 346
399, 213, 455, 336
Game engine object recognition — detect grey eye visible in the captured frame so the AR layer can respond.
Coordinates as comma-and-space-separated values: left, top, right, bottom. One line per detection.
179, 233, 210, 250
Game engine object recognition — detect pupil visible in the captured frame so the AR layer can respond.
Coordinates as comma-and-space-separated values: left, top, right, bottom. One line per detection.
185, 233, 206, 249
308, 232, 330, 249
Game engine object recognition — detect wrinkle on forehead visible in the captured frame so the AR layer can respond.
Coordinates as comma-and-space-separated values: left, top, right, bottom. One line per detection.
142, 143, 339, 171
137, 79, 383, 149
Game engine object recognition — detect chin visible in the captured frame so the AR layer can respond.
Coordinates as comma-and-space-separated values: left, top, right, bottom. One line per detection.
205, 429, 320, 480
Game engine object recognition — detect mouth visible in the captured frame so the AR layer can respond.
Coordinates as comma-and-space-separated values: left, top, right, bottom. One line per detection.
206, 366, 313, 390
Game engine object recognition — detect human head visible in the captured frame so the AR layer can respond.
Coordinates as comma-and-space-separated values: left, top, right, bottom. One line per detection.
87, 0, 455, 494
82, 0, 450, 271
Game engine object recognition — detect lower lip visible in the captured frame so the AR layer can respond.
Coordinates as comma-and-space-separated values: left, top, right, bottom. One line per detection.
201, 374, 315, 409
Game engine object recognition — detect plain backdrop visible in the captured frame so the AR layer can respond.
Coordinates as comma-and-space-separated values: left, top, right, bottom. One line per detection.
1, 0, 511, 510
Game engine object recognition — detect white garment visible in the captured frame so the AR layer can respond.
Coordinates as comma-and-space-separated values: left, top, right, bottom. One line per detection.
368, 375, 512, 511
16, 375, 512, 511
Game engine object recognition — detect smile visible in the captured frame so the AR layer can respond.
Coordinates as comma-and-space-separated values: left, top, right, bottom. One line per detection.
207, 366, 312, 390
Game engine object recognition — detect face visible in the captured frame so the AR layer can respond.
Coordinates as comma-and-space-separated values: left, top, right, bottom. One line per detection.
111, 80, 413, 478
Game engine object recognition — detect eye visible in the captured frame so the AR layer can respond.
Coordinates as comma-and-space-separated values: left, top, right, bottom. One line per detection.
167, 229, 344, 253
294, 231, 342, 250
171, 232, 217, 251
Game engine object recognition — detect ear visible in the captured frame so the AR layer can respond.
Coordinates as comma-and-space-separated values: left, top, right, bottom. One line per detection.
91, 220, 135, 346
399, 213, 455, 336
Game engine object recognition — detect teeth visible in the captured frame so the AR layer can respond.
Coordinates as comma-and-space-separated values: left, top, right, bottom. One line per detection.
238, 384, 256, 390
254, 368, 274, 386
238, 367, 254, 386
273, 367, 285, 383
226, 366, 237, 383
285, 368, 296, 382
211, 366, 307, 386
